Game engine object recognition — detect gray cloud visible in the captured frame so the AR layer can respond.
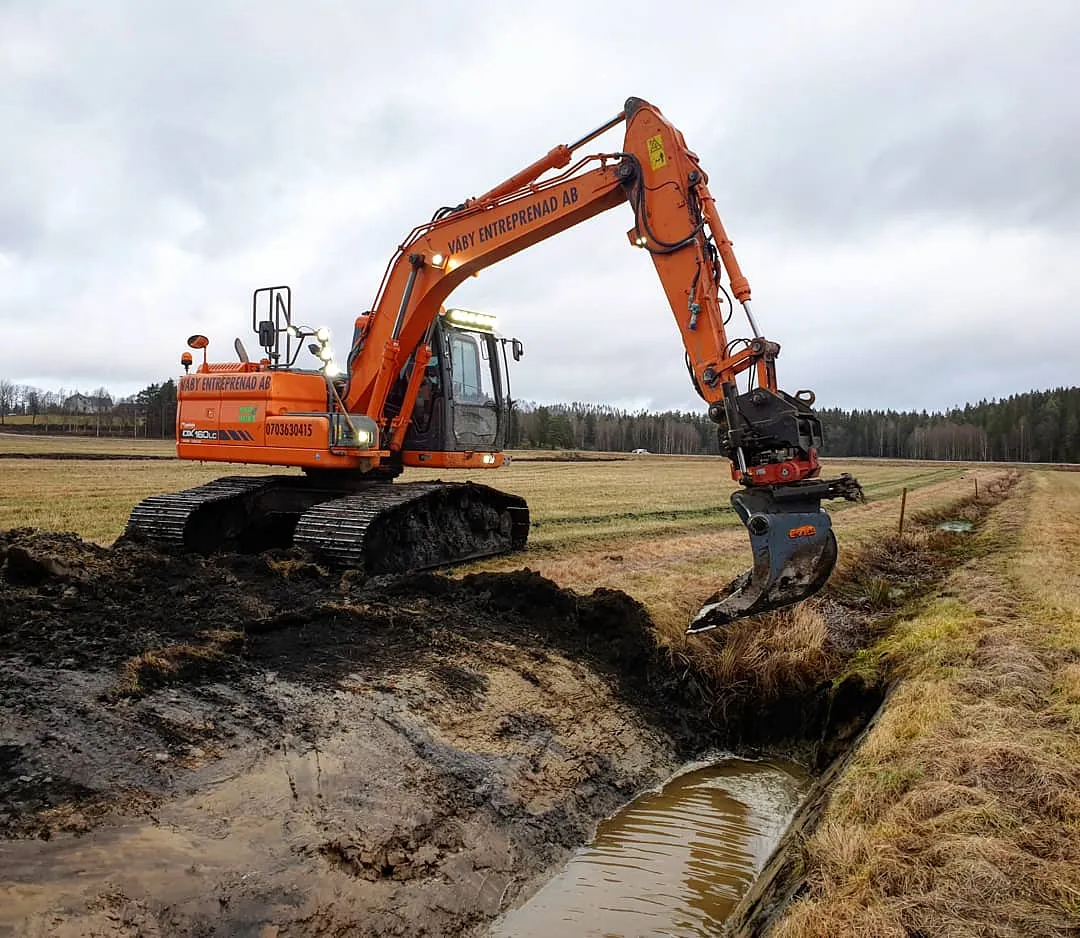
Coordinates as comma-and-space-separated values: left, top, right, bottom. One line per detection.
1, 0, 1078, 417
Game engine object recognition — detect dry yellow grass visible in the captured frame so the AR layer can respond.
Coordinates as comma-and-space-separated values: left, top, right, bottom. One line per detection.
468, 463, 993, 637
0, 431, 176, 456
1, 432, 968, 555
673, 603, 836, 719
110, 628, 243, 698
1, 433, 998, 644
773, 471, 1080, 938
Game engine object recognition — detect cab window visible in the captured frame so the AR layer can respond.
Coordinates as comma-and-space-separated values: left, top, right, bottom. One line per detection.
449, 332, 492, 404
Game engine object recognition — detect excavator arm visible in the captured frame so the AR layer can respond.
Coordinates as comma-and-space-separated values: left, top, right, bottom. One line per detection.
342, 96, 862, 631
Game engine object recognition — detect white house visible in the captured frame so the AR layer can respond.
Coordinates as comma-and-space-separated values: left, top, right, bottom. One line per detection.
63, 393, 113, 415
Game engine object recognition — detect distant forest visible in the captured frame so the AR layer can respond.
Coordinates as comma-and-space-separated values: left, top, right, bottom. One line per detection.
3, 376, 1078, 463
510, 387, 1080, 463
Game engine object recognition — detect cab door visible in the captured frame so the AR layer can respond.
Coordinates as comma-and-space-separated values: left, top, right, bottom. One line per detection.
445, 326, 502, 450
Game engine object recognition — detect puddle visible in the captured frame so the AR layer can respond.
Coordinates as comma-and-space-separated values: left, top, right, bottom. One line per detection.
489, 758, 810, 938
937, 520, 974, 532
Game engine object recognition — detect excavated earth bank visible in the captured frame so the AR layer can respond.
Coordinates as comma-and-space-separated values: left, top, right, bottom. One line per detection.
0, 473, 1016, 937
0, 530, 721, 937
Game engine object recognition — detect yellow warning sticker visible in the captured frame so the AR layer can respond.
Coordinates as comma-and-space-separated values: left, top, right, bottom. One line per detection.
646, 133, 667, 170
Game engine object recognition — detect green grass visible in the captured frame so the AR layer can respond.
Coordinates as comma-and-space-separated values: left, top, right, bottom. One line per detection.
773, 472, 1080, 938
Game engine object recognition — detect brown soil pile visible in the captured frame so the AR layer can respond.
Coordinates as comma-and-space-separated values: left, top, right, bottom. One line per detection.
0, 528, 710, 937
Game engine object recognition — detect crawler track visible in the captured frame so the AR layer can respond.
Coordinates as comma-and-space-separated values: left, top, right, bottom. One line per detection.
124, 476, 290, 552
293, 482, 529, 572
123, 476, 529, 571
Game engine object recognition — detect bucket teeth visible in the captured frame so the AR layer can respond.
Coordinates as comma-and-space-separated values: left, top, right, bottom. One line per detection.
687, 485, 842, 634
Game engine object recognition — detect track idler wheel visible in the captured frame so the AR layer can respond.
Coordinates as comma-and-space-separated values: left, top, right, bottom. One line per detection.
687, 478, 858, 634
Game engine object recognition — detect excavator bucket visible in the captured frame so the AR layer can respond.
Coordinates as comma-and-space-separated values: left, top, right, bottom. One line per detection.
687, 477, 861, 633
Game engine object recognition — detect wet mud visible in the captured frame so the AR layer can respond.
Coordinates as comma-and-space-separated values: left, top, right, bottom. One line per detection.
0, 528, 711, 937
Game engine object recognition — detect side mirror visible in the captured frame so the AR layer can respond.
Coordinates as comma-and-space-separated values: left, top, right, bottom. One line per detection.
511, 338, 524, 362
258, 320, 276, 349
187, 334, 209, 350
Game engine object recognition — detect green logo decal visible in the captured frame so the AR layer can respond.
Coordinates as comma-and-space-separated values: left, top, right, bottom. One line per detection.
238, 406, 258, 423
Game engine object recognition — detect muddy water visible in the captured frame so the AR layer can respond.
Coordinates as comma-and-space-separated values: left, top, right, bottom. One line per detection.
490, 758, 809, 938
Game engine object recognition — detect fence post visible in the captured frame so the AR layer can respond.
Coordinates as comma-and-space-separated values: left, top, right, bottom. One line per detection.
898, 487, 908, 537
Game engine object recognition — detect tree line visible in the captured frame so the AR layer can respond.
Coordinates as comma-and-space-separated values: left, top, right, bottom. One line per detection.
508, 401, 724, 455
509, 387, 1080, 463
0, 379, 178, 438
814, 386, 1080, 463
3, 375, 1078, 463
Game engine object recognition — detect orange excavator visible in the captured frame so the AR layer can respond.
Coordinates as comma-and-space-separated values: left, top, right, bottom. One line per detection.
125, 96, 862, 631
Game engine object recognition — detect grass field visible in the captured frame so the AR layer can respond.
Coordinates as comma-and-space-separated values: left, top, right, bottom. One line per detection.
1, 431, 993, 642
2, 431, 970, 564
0, 432, 177, 456
770, 470, 1080, 937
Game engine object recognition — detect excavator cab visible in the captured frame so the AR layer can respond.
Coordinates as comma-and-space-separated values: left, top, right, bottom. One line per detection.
401, 309, 519, 456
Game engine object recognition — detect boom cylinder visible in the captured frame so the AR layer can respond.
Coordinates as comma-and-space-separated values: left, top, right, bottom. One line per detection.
567, 111, 626, 151
467, 111, 626, 208
742, 300, 762, 339
467, 145, 573, 207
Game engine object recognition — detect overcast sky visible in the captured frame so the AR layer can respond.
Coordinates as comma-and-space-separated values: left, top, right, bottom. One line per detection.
2, 0, 1077, 413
